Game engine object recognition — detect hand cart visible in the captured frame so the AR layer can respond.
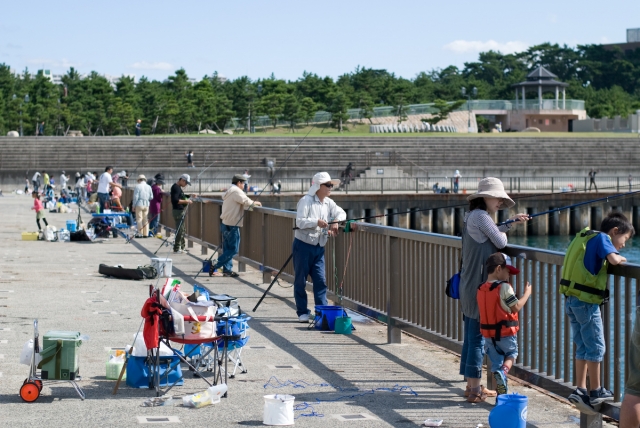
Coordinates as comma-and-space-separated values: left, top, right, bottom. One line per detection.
19, 319, 85, 402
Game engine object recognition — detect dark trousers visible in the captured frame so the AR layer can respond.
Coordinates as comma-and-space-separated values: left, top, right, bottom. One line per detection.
98, 192, 109, 212
292, 238, 328, 316
172, 209, 186, 251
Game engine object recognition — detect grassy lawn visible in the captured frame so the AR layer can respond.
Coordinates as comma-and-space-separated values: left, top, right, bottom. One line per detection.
147, 123, 640, 138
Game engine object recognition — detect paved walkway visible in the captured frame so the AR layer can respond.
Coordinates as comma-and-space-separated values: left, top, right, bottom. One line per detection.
0, 195, 611, 427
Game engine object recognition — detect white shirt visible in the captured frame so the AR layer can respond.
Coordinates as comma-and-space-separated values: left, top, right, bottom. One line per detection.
32, 172, 41, 182
295, 194, 346, 247
60, 174, 68, 188
97, 172, 113, 194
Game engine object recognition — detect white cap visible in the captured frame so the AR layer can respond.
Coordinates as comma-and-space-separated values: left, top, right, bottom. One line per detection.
307, 172, 340, 196
179, 174, 191, 185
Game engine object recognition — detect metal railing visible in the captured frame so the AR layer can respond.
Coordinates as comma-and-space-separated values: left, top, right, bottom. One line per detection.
150, 176, 634, 195
153, 196, 635, 419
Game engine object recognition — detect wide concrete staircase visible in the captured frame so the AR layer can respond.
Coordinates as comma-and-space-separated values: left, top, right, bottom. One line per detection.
1, 136, 639, 173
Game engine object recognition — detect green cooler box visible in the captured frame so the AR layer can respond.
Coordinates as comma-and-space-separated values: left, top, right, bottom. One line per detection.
38, 331, 82, 380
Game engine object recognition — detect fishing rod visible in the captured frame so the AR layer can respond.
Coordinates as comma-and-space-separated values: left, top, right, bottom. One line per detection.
291, 183, 640, 230
192, 124, 317, 280
498, 189, 640, 226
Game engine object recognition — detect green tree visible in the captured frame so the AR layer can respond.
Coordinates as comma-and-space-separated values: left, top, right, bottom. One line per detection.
326, 90, 351, 132
422, 99, 465, 126
357, 92, 375, 123
259, 93, 284, 128
281, 94, 301, 131
299, 97, 317, 126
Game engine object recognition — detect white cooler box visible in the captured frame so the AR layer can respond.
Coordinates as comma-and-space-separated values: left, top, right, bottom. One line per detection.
151, 258, 173, 278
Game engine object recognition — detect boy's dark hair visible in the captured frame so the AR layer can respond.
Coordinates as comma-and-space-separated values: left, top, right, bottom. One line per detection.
600, 211, 635, 237
31, 191, 38, 197
105, 166, 113, 172
469, 198, 487, 211
486, 264, 498, 274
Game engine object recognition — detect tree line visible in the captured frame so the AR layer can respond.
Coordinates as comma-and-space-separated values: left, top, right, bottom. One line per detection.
0, 43, 639, 136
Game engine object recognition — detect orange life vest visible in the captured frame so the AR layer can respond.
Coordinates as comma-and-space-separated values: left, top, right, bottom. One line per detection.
477, 280, 519, 340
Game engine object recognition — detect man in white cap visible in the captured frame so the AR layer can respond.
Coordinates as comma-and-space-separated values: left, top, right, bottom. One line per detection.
209, 174, 261, 277
453, 170, 461, 193
171, 174, 195, 253
293, 172, 346, 322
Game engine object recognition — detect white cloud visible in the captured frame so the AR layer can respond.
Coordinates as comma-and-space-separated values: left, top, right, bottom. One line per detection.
130, 61, 174, 71
443, 40, 529, 55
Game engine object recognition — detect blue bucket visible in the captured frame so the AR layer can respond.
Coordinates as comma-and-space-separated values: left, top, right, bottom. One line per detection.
314, 305, 343, 331
66, 220, 77, 232
203, 260, 212, 273
489, 393, 528, 428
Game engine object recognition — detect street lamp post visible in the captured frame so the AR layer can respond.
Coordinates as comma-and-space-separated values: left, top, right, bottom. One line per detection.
461, 86, 477, 133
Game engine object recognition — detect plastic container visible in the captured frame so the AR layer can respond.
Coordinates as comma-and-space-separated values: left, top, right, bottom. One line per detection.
334, 316, 352, 335
313, 305, 344, 331
151, 257, 173, 278
22, 232, 38, 241
263, 394, 295, 426
489, 393, 528, 428
202, 260, 212, 273
183, 384, 227, 408
66, 219, 77, 232
106, 360, 126, 380
40, 330, 82, 380
126, 355, 183, 388
59, 229, 71, 242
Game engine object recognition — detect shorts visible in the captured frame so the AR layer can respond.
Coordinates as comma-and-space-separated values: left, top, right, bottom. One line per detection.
565, 296, 605, 362
36, 210, 45, 220
484, 335, 518, 372
625, 307, 640, 397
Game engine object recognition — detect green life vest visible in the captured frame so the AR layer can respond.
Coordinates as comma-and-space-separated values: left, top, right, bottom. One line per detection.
559, 227, 610, 305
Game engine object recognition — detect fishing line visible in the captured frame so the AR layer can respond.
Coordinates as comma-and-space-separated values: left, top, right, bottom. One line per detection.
193, 124, 317, 280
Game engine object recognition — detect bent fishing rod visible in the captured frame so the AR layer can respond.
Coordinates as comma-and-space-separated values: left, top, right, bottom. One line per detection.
192, 124, 317, 280
498, 189, 640, 226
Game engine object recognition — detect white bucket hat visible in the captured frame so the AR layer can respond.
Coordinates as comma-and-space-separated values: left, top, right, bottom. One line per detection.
467, 177, 515, 208
308, 172, 340, 196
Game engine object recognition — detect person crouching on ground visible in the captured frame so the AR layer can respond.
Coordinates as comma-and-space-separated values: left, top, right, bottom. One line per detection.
31, 191, 48, 230
132, 175, 153, 238
209, 174, 261, 277
293, 172, 346, 323
562, 212, 634, 415
477, 252, 531, 396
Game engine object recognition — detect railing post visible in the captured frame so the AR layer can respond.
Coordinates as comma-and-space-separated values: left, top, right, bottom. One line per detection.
262, 212, 270, 283
617, 177, 620, 192
381, 178, 384, 194
301, 178, 304, 194
580, 412, 602, 428
518, 178, 521, 193
387, 236, 401, 344
551, 177, 554, 193
416, 177, 418, 194
585, 177, 587, 192
199, 179, 202, 195
510, 177, 513, 193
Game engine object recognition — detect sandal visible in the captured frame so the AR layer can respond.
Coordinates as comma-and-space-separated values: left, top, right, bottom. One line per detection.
210, 271, 223, 277
467, 391, 487, 403
464, 385, 497, 398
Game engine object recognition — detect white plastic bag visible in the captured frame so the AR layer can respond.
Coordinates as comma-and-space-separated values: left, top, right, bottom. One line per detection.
182, 384, 227, 408
130, 333, 173, 357
44, 225, 57, 242
20, 340, 42, 366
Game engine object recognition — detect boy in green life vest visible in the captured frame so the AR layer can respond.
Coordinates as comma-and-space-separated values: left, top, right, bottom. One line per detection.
562, 212, 634, 415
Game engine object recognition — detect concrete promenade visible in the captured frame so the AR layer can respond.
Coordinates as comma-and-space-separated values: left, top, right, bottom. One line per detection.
0, 195, 612, 427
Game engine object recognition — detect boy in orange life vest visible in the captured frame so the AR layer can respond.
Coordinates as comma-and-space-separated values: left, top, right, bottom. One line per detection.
477, 252, 532, 395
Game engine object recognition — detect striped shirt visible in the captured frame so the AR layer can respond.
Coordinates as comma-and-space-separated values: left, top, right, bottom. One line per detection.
464, 209, 511, 248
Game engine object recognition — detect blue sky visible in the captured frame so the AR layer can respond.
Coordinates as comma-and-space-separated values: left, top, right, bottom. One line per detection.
1, 0, 638, 82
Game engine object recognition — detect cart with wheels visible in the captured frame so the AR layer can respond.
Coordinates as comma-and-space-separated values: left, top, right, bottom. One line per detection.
19, 319, 85, 402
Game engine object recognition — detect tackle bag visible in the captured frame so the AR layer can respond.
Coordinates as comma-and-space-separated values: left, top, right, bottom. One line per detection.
70, 230, 93, 242
445, 273, 461, 299
170, 296, 217, 341
99, 264, 157, 280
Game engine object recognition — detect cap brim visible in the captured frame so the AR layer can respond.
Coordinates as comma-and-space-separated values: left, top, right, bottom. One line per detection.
506, 265, 520, 275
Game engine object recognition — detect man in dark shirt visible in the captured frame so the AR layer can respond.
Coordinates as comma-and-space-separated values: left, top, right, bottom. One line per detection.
171, 174, 194, 253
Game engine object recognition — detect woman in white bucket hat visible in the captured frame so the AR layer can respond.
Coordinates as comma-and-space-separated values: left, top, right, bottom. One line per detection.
459, 177, 529, 403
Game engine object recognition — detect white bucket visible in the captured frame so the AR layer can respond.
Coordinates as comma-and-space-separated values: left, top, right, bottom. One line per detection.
263, 394, 295, 426
151, 257, 173, 277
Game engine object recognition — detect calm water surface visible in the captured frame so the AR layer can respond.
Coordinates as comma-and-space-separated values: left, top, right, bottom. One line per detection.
508, 235, 640, 264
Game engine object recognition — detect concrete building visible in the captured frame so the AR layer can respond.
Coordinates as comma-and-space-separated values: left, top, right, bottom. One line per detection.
572, 112, 640, 133
602, 27, 640, 54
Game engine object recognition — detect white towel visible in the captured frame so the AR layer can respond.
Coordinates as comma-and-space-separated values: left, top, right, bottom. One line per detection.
171, 308, 185, 335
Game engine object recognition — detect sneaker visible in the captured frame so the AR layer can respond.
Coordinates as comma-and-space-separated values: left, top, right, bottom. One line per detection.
493, 370, 508, 395
173, 249, 184, 254
298, 314, 310, 323
568, 388, 597, 415
223, 271, 239, 278
590, 386, 614, 407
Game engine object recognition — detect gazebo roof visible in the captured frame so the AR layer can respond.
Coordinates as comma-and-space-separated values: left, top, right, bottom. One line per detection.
512, 66, 569, 88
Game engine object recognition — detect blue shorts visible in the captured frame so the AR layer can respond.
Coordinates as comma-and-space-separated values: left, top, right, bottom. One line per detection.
484, 335, 518, 373
565, 296, 605, 362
